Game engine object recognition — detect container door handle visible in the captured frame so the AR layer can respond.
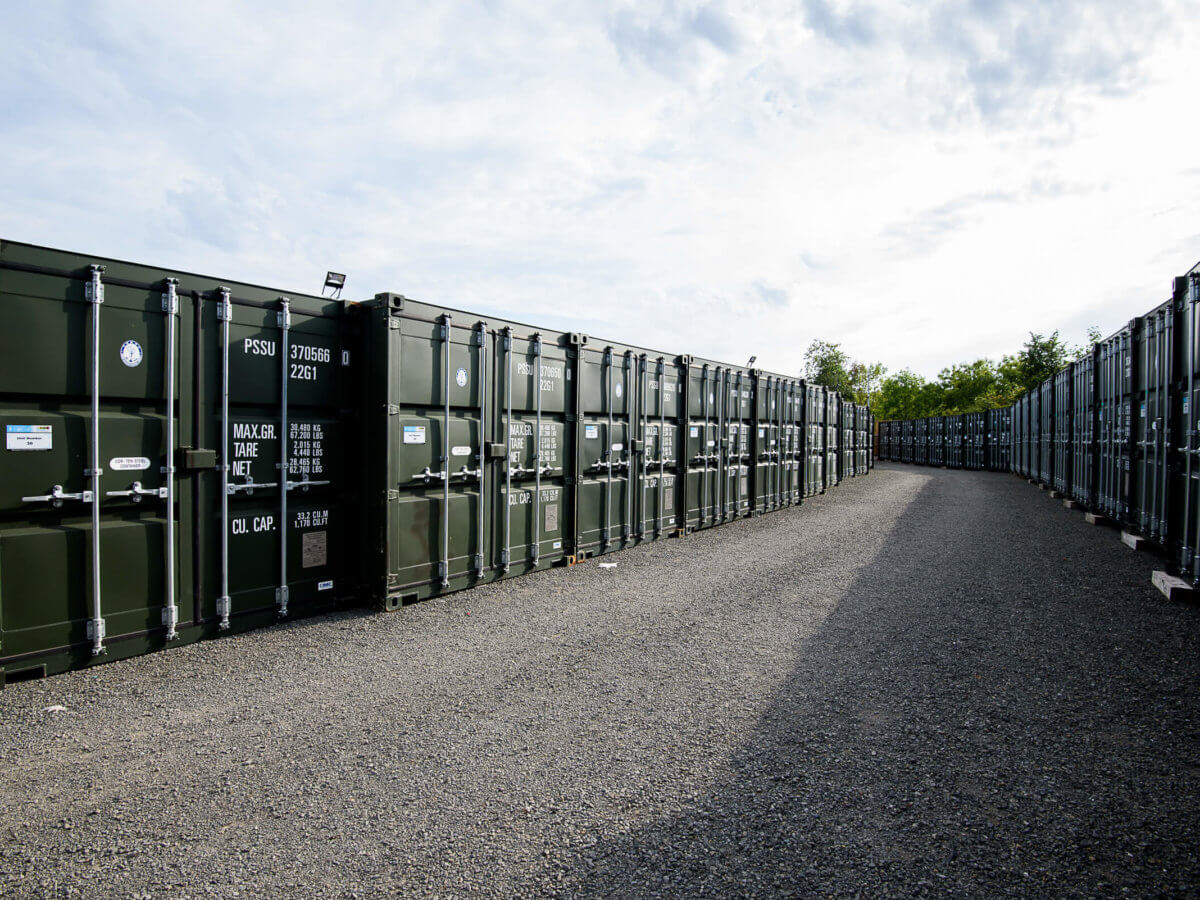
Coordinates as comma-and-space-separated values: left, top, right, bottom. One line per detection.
22, 484, 94, 506
105, 481, 168, 502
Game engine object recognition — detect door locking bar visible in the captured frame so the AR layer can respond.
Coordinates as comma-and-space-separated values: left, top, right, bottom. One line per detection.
623, 351, 633, 541
217, 289, 232, 629
501, 327, 512, 573
603, 346, 613, 548
86, 264, 106, 656
475, 321, 487, 579
162, 278, 179, 639
276, 297, 291, 617
440, 313, 452, 587
657, 357, 666, 535
531, 333, 543, 565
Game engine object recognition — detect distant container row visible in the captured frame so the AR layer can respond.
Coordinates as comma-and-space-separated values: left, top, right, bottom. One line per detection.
876, 410, 1011, 472
878, 262, 1200, 585
0, 240, 873, 685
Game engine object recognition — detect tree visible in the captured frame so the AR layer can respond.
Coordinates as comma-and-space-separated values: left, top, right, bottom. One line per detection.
936, 359, 999, 413
865, 326, 1106, 421
848, 360, 887, 407
874, 370, 935, 421
804, 340, 887, 407
1072, 326, 1103, 361
803, 340, 852, 395
1014, 331, 1072, 392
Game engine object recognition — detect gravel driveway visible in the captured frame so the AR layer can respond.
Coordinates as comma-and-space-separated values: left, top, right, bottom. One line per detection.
2, 464, 1197, 898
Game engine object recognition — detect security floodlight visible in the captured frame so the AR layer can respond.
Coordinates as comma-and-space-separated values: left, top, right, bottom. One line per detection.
747, 355, 757, 367
323, 271, 346, 298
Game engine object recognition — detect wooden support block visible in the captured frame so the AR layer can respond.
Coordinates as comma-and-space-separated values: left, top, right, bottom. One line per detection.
1084, 512, 1108, 525
1121, 531, 1148, 550
1152, 571, 1198, 603
1063, 499, 1081, 510
1049, 490, 1062, 499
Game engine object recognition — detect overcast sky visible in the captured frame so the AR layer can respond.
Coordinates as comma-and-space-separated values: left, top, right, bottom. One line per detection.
3, 1, 1198, 379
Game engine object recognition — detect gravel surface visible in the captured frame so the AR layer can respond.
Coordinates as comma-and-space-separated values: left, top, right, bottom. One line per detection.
1, 464, 1198, 898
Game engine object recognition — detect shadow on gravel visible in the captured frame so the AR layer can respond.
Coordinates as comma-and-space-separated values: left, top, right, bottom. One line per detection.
556, 470, 1200, 897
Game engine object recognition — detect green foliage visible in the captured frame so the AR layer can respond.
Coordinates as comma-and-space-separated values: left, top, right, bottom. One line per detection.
848, 360, 886, 406
1073, 327, 1103, 361
803, 340, 853, 396
803, 340, 887, 407
1014, 331, 1073, 389
866, 328, 1101, 420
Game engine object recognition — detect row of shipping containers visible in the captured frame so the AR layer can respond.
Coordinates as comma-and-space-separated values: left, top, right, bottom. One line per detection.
877, 409, 1008, 472
0, 240, 873, 684
878, 263, 1200, 583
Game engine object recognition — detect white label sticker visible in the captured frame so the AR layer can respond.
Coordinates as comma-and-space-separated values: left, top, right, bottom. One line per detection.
451, 445, 471, 456
6, 424, 52, 451
615, 382, 623, 398
612, 442, 624, 451
455, 367, 468, 387
110, 456, 151, 471
552, 541, 562, 549
403, 425, 426, 444
318, 580, 334, 591
690, 426, 699, 437
585, 425, 599, 439
120, 340, 143, 368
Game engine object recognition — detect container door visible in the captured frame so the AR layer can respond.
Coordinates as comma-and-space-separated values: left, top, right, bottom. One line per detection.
220, 299, 347, 623
493, 330, 569, 571
1177, 274, 1200, 580
385, 317, 487, 592
578, 346, 633, 553
0, 260, 174, 668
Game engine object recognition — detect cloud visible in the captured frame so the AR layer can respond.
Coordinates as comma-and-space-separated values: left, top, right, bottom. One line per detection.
924, 0, 1172, 124
801, 0, 876, 47
607, 2, 741, 74
749, 281, 790, 308
0, 0, 1197, 382
883, 179, 1102, 258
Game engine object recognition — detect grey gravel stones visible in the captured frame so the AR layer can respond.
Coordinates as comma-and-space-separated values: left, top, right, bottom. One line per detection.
1, 464, 1196, 898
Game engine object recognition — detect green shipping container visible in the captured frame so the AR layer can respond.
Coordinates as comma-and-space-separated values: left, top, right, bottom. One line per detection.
0, 240, 356, 683
1, 239, 872, 682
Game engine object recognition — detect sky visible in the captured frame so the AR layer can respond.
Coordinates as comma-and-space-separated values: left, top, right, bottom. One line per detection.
2, 0, 1198, 380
